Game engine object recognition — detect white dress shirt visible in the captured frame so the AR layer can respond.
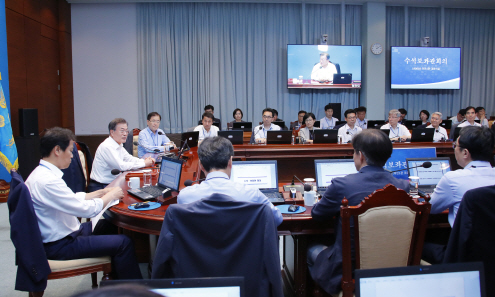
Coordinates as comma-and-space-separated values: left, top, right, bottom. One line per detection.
26, 160, 103, 243
91, 137, 146, 184
475, 116, 489, 127
311, 63, 338, 82
254, 123, 281, 141
458, 121, 481, 128
178, 171, 283, 226
449, 116, 461, 126
338, 124, 362, 143
380, 123, 412, 139
426, 125, 448, 141
430, 161, 495, 227
194, 125, 219, 141
319, 117, 338, 129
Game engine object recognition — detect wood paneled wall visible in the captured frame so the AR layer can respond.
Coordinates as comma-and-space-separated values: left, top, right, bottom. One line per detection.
5, 0, 73, 136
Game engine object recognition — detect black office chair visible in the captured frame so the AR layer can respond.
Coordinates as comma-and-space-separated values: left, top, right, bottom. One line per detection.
151, 193, 283, 297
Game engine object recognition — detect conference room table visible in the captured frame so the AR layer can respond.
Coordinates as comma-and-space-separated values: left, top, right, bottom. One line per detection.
105, 142, 453, 297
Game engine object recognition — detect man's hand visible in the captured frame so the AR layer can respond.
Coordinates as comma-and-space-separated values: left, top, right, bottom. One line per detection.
108, 187, 124, 201
144, 157, 155, 167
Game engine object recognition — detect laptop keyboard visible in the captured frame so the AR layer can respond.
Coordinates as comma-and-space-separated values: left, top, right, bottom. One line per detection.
139, 186, 166, 198
264, 192, 283, 199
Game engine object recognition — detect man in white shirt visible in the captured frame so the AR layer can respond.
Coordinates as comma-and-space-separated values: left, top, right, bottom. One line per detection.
355, 106, 367, 129
449, 108, 466, 126
90, 118, 155, 191
458, 106, 481, 128
475, 106, 489, 127
426, 112, 449, 141
423, 126, 495, 264
381, 109, 411, 141
320, 104, 338, 129
194, 112, 219, 142
253, 108, 281, 144
26, 127, 142, 279
311, 52, 338, 83
338, 109, 362, 143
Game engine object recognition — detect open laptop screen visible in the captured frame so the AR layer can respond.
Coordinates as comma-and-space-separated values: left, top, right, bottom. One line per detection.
406, 157, 451, 186
356, 262, 485, 297
315, 159, 357, 189
157, 157, 183, 191
230, 160, 278, 190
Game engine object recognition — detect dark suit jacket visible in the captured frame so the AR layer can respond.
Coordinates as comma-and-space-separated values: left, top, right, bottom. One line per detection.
443, 185, 495, 296
62, 142, 86, 193
311, 166, 410, 294
8, 171, 51, 292
151, 193, 283, 297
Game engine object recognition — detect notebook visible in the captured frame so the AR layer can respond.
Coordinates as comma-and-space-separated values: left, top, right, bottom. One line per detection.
333, 73, 352, 84
440, 119, 452, 129
181, 131, 199, 148
127, 156, 183, 201
406, 157, 451, 195
404, 120, 422, 130
230, 160, 285, 203
313, 129, 339, 144
100, 277, 245, 297
272, 120, 286, 129
411, 128, 435, 142
314, 159, 358, 196
218, 130, 243, 145
355, 262, 486, 297
232, 121, 252, 132
367, 120, 386, 129
266, 130, 292, 145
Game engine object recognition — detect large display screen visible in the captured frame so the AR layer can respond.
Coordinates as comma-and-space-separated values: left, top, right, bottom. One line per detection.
391, 47, 461, 89
287, 45, 362, 89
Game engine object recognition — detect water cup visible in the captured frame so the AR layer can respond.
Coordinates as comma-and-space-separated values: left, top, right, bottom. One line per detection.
128, 177, 140, 189
143, 169, 152, 187
409, 176, 420, 196
304, 191, 316, 207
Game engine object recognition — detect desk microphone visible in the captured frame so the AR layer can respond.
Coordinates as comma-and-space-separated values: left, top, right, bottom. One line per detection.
291, 175, 312, 193
252, 126, 263, 143
111, 169, 123, 175
388, 161, 432, 173
133, 141, 161, 153
436, 129, 448, 141
184, 178, 206, 187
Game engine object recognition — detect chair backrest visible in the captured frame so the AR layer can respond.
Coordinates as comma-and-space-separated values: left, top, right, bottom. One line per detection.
153, 193, 283, 297
340, 184, 431, 296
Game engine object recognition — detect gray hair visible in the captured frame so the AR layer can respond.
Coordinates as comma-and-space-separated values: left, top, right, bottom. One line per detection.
431, 111, 443, 118
388, 109, 401, 118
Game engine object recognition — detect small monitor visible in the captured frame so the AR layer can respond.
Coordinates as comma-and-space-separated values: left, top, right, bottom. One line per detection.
411, 128, 435, 142
230, 160, 278, 191
157, 156, 183, 191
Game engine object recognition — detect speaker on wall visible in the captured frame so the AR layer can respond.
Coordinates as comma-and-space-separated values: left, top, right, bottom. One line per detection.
19, 108, 38, 137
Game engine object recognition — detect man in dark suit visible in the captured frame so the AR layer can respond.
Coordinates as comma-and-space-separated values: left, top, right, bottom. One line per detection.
308, 129, 409, 295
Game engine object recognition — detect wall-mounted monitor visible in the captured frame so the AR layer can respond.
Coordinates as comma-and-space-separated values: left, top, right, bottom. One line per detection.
287, 45, 362, 89
391, 47, 461, 89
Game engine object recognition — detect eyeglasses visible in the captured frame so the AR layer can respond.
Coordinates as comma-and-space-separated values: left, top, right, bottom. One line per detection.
263, 115, 273, 119
118, 129, 129, 135
305, 119, 315, 123
346, 116, 356, 120
149, 120, 160, 124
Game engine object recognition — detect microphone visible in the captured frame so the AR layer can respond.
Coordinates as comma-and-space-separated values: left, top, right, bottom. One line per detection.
158, 131, 164, 135
134, 141, 161, 153
184, 177, 206, 187
435, 129, 448, 141
388, 161, 432, 173
252, 126, 263, 143
111, 169, 122, 175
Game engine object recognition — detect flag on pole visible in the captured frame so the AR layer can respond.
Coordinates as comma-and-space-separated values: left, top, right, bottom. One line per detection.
0, 2, 19, 182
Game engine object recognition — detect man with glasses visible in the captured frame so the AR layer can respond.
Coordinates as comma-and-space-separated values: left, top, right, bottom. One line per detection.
423, 126, 495, 263
138, 112, 176, 158
381, 109, 411, 141
89, 118, 155, 191
338, 109, 362, 143
426, 112, 449, 141
253, 108, 281, 144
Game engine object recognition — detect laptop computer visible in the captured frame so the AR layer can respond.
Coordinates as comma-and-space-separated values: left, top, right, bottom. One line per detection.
333, 73, 352, 84
232, 121, 252, 132
314, 120, 321, 128
355, 262, 486, 297
315, 159, 358, 196
230, 160, 285, 204
367, 120, 386, 129
100, 277, 245, 297
379, 129, 390, 138
406, 157, 451, 196
127, 156, 183, 200
272, 120, 286, 129
404, 120, 422, 130
453, 126, 462, 140
218, 130, 243, 145
440, 119, 452, 129
266, 130, 292, 144
336, 120, 346, 127
181, 131, 199, 148
313, 129, 339, 144
411, 128, 435, 142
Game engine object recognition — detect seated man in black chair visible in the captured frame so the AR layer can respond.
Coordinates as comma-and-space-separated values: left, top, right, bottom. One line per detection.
25, 127, 142, 279
308, 129, 409, 295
